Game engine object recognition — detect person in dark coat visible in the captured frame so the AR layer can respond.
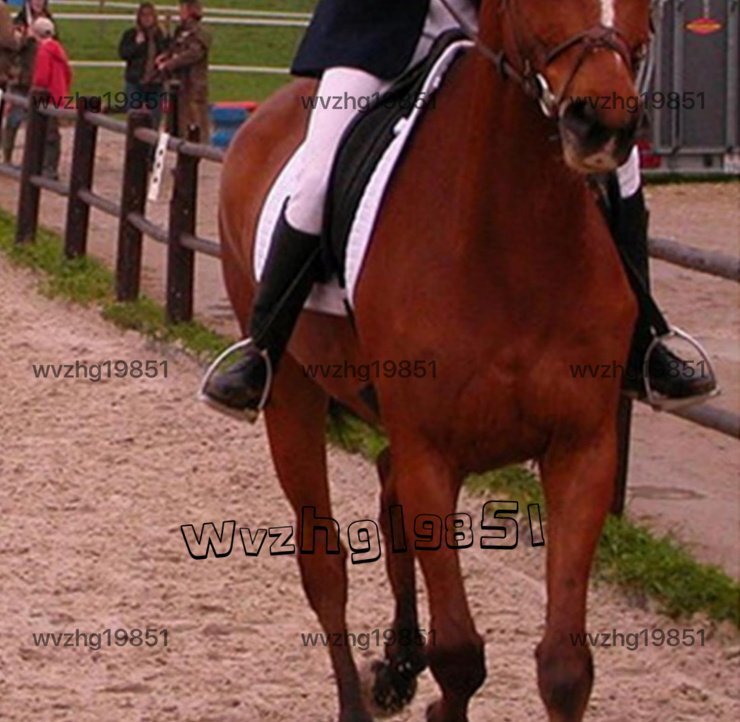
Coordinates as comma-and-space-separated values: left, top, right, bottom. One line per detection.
2, 14, 37, 164
0, 0, 21, 88
118, 2, 168, 128
14, 0, 51, 29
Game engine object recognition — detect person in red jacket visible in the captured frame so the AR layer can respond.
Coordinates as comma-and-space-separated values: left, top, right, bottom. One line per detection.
30, 16, 71, 179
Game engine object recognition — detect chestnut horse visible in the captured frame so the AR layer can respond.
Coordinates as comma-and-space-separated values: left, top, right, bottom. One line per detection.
218, 1, 652, 719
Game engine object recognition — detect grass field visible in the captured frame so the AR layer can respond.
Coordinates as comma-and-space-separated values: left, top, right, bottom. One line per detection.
52, 1, 316, 101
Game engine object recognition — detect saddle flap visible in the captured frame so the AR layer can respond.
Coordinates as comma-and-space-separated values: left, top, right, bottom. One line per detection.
323, 30, 470, 286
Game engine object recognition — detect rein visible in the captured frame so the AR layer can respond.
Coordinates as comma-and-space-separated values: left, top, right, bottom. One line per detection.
438, 0, 643, 118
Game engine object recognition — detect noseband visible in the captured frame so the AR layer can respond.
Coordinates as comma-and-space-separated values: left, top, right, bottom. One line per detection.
439, 0, 647, 118
503, 0, 637, 117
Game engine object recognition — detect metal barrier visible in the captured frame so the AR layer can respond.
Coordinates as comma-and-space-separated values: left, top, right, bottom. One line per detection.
647, 0, 739, 174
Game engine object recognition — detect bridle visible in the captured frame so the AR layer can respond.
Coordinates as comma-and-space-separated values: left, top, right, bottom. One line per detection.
439, 0, 651, 119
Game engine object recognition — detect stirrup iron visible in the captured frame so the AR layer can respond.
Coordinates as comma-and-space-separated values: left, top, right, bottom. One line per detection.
642, 326, 720, 412
197, 338, 274, 423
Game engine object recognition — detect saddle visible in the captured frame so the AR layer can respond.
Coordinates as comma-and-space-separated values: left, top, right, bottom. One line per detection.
321, 29, 469, 286
254, 30, 471, 315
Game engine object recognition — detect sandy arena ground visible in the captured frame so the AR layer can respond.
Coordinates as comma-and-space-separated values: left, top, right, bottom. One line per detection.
0, 127, 737, 577
1, 255, 739, 721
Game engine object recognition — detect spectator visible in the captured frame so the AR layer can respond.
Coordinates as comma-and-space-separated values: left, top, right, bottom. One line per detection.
155, 0, 210, 141
118, 2, 168, 128
0, 0, 21, 91
30, 16, 70, 179
15, 0, 52, 29
2, 16, 37, 164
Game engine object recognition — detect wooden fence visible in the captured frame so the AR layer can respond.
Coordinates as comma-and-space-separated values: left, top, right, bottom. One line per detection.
0, 87, 737, 514
1, 88, 224, 325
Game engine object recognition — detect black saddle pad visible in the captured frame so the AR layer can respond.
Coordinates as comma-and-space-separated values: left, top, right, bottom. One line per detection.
321, 29, 468, 287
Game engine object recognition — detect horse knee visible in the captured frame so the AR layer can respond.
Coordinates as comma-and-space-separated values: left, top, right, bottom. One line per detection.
428, 636, 486, 700
536, 638, 593, 721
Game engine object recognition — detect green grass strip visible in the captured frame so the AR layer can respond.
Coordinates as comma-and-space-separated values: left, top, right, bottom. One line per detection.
0, 211, 230, 358
1, 208, 737, 627
466, 463, 739, 624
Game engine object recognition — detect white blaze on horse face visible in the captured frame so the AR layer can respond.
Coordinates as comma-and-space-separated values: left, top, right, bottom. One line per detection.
601, 0, 616, 27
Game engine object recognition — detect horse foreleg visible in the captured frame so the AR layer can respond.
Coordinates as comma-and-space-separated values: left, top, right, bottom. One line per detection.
263, 357, 371, 722
362, 447, 427, 716
393, 447, 486, 722
536, 424, 617, 722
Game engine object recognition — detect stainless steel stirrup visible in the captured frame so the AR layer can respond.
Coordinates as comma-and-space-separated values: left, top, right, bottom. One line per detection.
642, 326, 720, 412
197, 338, 274, 422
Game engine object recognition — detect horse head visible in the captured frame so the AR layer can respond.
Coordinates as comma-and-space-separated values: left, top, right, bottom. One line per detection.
490, 0, 653, 173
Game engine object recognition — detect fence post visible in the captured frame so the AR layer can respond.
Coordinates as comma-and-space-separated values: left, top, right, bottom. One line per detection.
64, 97, 100, 258
116, 110, 151, 301
166, 127, 199, 324
15, 88, 49, 244
166, 79, 180, 137
612, 397, 633, 515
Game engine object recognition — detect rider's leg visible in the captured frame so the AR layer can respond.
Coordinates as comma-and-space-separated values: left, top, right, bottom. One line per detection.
613, 149, 715, 400
202, 67, 389, 418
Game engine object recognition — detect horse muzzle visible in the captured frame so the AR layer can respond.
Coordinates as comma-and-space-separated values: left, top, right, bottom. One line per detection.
557, 96, 641, 174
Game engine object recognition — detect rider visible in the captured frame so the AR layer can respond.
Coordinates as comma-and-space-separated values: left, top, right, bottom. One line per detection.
201, 0, 715, 420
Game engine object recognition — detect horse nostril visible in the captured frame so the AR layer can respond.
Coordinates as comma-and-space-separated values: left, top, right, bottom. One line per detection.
561, 100, 599, 137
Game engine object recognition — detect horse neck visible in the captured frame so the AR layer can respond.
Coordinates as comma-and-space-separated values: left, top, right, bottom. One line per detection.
455, 7, 591, 244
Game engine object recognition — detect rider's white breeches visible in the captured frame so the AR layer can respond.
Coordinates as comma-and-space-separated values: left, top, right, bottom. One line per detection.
286, 0, 480, 235
286, 67, 391, 235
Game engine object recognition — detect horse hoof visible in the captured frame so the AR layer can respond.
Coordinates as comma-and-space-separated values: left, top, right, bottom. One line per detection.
360, 658, 418, 718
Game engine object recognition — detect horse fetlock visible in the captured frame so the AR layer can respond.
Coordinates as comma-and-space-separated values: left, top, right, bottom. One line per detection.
536, 639, 594, 721
427, 638, 486, 700
338, 708, 374, 722
425, 698, 469, 722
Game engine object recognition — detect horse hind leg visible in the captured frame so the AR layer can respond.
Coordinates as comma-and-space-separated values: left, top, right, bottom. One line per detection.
391, 446, 486, 722
361, 447, 427, 717
263, 356, 371, 722
536, 423, 618, 721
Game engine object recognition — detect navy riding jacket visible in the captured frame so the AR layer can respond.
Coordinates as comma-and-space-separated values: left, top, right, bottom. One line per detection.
292, 0, 431, 80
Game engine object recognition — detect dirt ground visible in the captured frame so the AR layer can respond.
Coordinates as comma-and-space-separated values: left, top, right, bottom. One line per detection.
0, 127, 737, 577
1, 256, 739, 721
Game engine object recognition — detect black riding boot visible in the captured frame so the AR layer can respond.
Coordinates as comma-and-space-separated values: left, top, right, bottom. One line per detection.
612, 185, 715, 400
201, 208, 322, 418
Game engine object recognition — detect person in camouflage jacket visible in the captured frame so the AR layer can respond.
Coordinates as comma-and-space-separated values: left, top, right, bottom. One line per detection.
155, 0, 210, 140
3, 18, 37, 163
